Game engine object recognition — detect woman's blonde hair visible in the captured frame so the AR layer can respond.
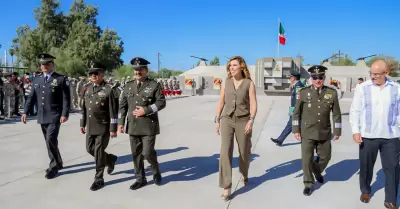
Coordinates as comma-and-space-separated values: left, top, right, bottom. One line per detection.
226, 56, 252, 80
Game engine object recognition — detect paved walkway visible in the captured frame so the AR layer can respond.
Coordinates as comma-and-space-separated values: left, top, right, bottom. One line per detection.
0, 95, 395, 209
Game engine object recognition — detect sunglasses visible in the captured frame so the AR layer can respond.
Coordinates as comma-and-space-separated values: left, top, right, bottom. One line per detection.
312, 76, 325, 80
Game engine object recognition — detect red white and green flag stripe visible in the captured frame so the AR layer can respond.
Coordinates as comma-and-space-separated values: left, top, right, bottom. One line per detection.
279, 22, 286, 45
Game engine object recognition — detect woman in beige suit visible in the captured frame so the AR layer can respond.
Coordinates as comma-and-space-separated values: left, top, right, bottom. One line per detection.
215, 56, 257, 200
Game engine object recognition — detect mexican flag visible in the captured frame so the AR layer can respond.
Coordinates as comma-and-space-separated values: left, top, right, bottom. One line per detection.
279, 22, 286, 45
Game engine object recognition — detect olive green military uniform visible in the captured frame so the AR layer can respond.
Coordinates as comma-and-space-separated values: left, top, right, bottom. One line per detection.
292, 83, 342, 189
118, 76, 166, 182
80, 80, 119, 183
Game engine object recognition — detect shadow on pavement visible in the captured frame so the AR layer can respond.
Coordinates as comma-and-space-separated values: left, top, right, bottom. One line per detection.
368, 168, 400, 205
231, 159, 302, 199
59, 147, 189, 176
281, 142, 300, 147
0, 115, 37, 124
310, 159, 360, 192
107, 153, 260, 186
161, 153, 259, 183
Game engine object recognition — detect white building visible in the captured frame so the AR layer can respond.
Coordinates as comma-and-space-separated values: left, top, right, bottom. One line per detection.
177, 57, 370, 96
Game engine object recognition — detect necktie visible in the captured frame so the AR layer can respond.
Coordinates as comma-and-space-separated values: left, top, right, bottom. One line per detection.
137, 82, 141, 89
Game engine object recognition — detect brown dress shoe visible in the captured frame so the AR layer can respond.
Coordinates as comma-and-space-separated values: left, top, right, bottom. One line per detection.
384, 202, 398, 209
360, 193, 370, 203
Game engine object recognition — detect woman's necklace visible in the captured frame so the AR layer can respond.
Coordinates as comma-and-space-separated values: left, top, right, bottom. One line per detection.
233, 78, 243, 89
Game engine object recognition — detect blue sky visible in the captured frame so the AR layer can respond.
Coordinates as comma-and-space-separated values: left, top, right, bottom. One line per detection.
0, 0, 399, 71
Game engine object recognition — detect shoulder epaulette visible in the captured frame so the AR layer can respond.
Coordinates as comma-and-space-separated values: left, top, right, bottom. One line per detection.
325, 86, 336, 91
298, 86, 310, 92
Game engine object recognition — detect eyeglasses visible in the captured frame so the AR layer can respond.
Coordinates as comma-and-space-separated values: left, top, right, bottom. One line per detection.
312, 76, 325, 80
368, 71, 387, 77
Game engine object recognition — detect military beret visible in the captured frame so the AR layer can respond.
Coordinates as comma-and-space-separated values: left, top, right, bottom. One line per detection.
308, 65, 328, 75
38, 53, 56, 64
130, 57, 150, 70
88, 61, 106, 74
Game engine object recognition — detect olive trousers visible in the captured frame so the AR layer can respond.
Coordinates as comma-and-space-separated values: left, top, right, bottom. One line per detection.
219, 115, 252, 189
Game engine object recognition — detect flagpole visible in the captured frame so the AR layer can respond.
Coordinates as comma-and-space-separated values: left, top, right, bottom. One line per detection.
277, 18, 280, 58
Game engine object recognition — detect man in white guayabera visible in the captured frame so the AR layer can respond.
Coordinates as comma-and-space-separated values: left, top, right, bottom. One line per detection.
349, 60, 400, 209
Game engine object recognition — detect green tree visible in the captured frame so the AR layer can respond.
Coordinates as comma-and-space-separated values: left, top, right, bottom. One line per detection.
50, 48, 87, 77
366, 55, 400, 77
159, 68, 183, 78
330, 54, 356, 66
113, 65, 161, 80
11, 0, 123, 76
209, 56, 220, 66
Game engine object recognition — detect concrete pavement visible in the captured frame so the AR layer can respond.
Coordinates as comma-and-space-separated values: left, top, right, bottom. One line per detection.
0, 95, 396, 209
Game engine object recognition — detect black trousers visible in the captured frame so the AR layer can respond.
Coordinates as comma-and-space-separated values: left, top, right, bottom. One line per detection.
277, 116, 292, 143
41, 123, 63, 171
129, 135, 160, 181
359, 137, 400, 204
24, 96, 34, 115
0, 91, 4, 114
86, 133, 113, 181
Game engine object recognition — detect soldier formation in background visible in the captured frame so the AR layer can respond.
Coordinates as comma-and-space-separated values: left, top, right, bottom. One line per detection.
1, 65, 184, 119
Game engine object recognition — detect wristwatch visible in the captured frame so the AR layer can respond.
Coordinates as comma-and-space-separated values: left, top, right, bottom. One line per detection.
214, 116, 221, 123
249, 116, 255, 122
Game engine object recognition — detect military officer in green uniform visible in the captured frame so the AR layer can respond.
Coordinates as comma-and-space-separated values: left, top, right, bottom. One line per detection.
80, 61, 119, 191
292, 65, 341, 196
118, 57, 166, 190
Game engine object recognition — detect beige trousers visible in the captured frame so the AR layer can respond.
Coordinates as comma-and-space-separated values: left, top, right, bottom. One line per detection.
219, 114, 252, 189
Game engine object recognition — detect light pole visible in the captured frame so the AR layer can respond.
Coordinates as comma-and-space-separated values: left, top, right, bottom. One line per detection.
157, 52, 162, 78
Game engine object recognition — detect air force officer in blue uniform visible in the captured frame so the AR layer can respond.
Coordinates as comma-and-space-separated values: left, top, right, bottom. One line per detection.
270, 72, 304, 146
22, 53, 71, 179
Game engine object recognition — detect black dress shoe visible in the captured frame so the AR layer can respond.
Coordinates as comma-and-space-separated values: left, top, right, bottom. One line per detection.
45, 170, 58, 179
270, 138, 283, 146
153, 174, 162, 186
57, 165, 63, 170
90, 180, 105, 191
303, 187, 312, 196
130, 180, 147, 190
270, 138, 279, 143
107, 155, 118, 174
316, 175, 324, 184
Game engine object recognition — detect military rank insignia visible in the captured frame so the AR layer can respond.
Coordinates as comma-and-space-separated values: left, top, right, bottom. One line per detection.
324, 93, 332, 99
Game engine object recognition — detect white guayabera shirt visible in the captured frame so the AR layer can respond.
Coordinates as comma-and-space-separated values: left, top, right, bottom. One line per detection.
349, 78, 400, 139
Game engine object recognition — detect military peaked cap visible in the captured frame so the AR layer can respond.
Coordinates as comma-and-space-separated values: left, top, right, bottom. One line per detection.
88, 61, 106, 74
38, 53, 56, 64
308, 65, 328, 75
130, 57, 150, 70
